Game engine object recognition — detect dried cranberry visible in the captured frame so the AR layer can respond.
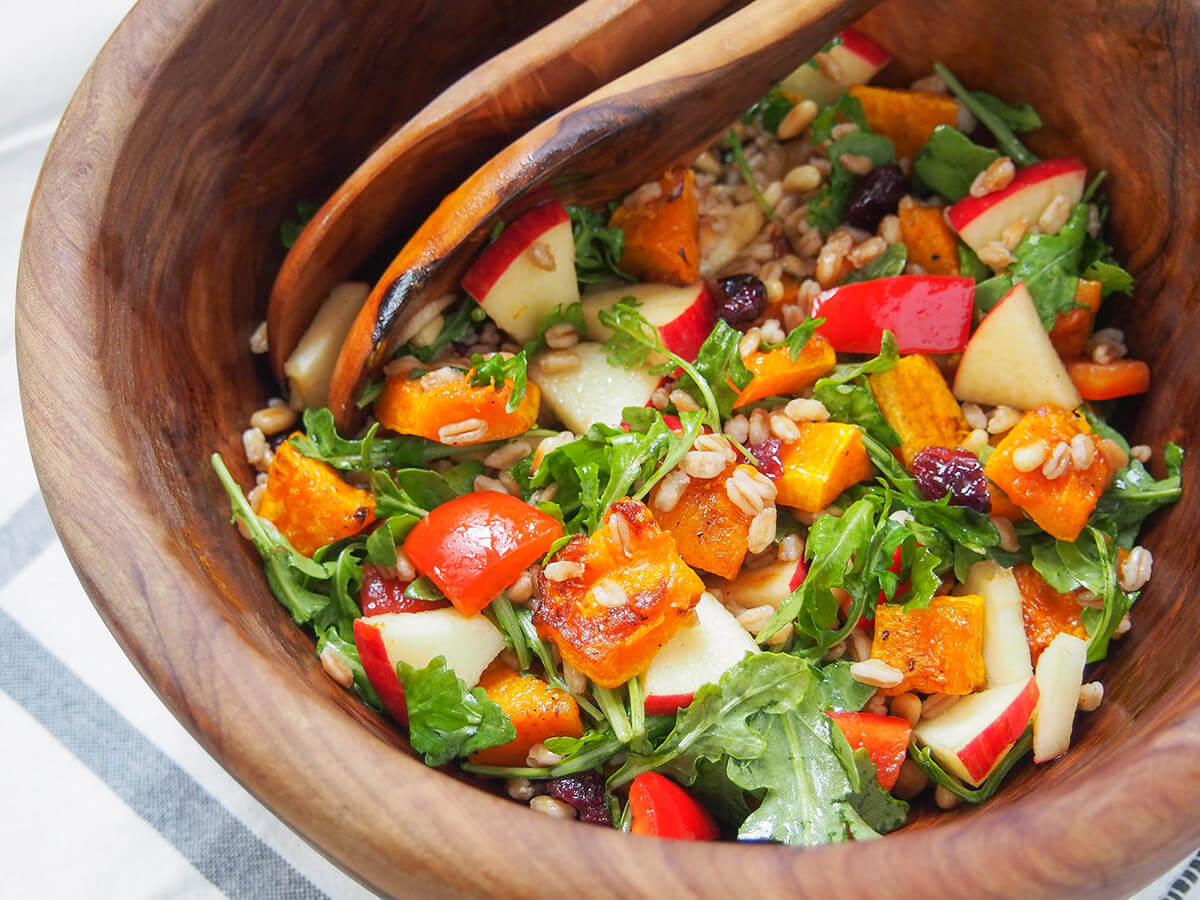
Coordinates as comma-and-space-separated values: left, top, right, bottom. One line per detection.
547, 773, 611, 826
911, 446, 991, 514
750, 437, 784, 479
845, 164, 908, 231
712, 274, 767, 325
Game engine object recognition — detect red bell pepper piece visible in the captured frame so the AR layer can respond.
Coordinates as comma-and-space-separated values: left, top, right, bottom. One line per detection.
811, 275, 974, 354
826, 711, 912, 791
403, 492, 564, 615
629, 772, 719, 840
359, 563, 448, 616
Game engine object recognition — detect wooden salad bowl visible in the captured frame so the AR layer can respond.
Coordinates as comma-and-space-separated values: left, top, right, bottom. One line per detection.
16, 0, 1200, 896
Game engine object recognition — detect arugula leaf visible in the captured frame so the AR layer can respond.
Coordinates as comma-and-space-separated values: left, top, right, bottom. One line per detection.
743, 85, 794, 135
934, 63, 1037, 167
469, 350, 528, 413
371, 470, 455, 519
811, 333, 902, 446
675, 320, 754, 419
970, 92, 1042, 133
973, 275, 1014, 317
808, 131, 897, 235
1083, 259, 1135, 297
1091, 443, 1184, 547
848, 749, 909, 833
608, 652, 812, 788
909, 728, 1033, 802
810, 92, 867, 144
913, 125, 1000, 203
1008, 202, 1090, 329
809, 661, 875, 712
689, 757, 755, 826
958, 243, 991, 282
842, 243, 907, 284
280, 199, 319, 248
523, 302, 586, 357
729, 708, 882, 845
396, 656, 516, 767
365, 515, 419, 567
316, 626, 380, 709
781, 317, 823, 361
567, 205, 633, 286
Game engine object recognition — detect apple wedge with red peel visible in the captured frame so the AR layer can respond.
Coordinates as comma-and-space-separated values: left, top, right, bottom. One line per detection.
531, 341, 662, 432
947, 157, 1087, 254
643, 592, 759, 715
353, 608, 505, 724
912, 676, 1039, 785
779, 28, 890, 107
1033, 632, 1088, 763
582, 281, 717, 363
460, 200, 579, 343
707, 558, 806, 612
962, 560, 1033, 688
953, 281, 1082, 411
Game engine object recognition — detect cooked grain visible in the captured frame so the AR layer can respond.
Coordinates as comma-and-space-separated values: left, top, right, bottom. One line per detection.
439, 418, 489, 445
850, 659, 904, 689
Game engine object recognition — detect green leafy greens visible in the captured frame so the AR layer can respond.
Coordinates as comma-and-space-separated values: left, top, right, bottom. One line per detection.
568, 204, 633, 286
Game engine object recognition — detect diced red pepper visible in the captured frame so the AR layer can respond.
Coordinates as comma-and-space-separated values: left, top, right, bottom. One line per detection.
403, 492, 564, 615
811, 275, 974, 354
826, 711, 912, 791
629, 772, 719, 840
359, 563, 448, 616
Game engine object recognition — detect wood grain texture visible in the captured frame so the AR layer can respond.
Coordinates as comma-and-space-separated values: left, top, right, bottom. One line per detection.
326, 0, 881, 428
14, 0, 1200, 897
266, 0, 749, 380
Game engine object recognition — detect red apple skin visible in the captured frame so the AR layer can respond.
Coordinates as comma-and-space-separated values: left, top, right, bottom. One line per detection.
947, 158, 1087, 231
788, 558, 808, 592
657, 283, 717, 362
644, 693, 696, 716
956, 677, 1039, 783
839, 27, 889, 67
460, 200, 570, 299
353, 618, 409, 726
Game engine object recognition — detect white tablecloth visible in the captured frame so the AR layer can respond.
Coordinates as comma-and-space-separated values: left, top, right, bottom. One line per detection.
0, 3, 1194, 897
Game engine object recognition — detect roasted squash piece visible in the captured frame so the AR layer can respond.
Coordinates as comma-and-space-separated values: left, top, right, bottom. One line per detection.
848, 85, 959, 160
898, 203, 960, 276
872, 595, 987, 696
467, 662, 584, 767
1012, 563, 1089, 663
987, 480, 1027, 521
609, 167, 700, 285
1065, 358, 1151, 401
774, 423, 874, 513
1049, 279, 1102, 358
258, 438, 376, 556
733, 336, 837, 408
534, 499, 703, 688
868, 354, 971, 467
984, 405, 1110, 542
374, 361, 539, 445
650, 460, 752, 579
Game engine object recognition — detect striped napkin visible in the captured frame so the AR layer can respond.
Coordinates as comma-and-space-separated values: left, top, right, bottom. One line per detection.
0, 2, 1192, 896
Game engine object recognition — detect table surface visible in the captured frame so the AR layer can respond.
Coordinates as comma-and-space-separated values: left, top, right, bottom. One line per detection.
2, 3, 1195, 898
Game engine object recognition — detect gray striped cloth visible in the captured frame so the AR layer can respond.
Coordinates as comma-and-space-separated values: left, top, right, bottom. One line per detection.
0, 2, 1192, 897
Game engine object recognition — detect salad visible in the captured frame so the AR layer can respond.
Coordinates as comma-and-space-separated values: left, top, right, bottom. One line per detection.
215, 30, 1183, 844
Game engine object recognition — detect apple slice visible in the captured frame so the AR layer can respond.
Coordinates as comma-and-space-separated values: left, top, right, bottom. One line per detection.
581, 281, 716, 363
1033, 632, 1087, 763
779, 28, 890, 107
947, 157, 1087, 254
953, 281, 1082, 411
962, 560, 1033, 687
643, 592, 759, 714
460, 200, 579, 343
912, 676, 1039, 785
530, 341, 662, 433
284, 281, 370, 410
352, 609, 505, 724
707, 558, 805, 612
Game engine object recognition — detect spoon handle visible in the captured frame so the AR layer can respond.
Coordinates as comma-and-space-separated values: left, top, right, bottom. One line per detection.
330, 0, 879, 427
267, 0, 749, 380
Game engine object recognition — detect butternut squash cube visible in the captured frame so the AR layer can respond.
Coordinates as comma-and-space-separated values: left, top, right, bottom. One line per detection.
258, 438, 376, 557
898, 203, 960, 276
848, 85, 959, 160
1049, 279, 1103, 359
1011, 563, 1089, 664
609, 167, 700, 285
868, 354, 971, 467
467, 662, 584, 767
774, 423, 874, 513
733, 336, 837, 408
650, 461, 752, 579
984, 405, 1110, 542
872, 595, 987, 696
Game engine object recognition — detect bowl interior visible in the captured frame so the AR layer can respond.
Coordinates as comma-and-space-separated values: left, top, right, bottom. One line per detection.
18, 0, 1200, 896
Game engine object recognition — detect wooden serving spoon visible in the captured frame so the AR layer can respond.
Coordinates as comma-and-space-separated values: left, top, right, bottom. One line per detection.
327, 0, 878, 429
266, 0, 750, 381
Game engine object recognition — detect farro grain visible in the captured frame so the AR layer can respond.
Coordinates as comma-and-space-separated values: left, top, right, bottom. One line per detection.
1069, 433, 1096, 470
1012, 440, 1048, 472
777, 99, 819, 140
970, 157, 1015, 197
530, 796, 577, 819
1114, 613, 1132, 637
507, 569, 535, 605
682, 449, 726, 479
526, 742, 565, 767
961, 402, 987, 431
849, 236, 887, 267
242, 427, 268, 467
536, 349, 580, 374
877, 214, 902, 245
987, 405, 1022, 434
1098, 437, 1130, 470
1130, 444, 1152, 463
421, 366, 462, 389
506, 778, 540, 801
839, 153, 874, 176
250, 405, 298, 436
670, 389, 702, 413
920, 693, 959, 720
1042, 441, 1071, 480
760, 318, 786, 344
473, 474, 509, 495
992, 516, 1020, 552
748, 408, 770, 447
769, 413, 802, 442
890, 692, 922, 727
764, 277, 785, 302
1119, 546, 1153, 592
785, 397, 830, 423
562, 660, 587, 695
247, 482, 266, 512
1078, 682, 1104, 712
910, 72, 947, 93
484, 440, 532, 470
544, 561, 585, 582
694, 433, 737, 462
1001, 217, 1030, 251
848, 622, 873, 663
543, 323, 580, 350
978, 242, 1015, 269
723, 414, 750, 444
850, 659, 904, 689
778, 533, 803, 563
320, 645, 355, 689
439, 418, 489, 445
653, 470, 692, 513
249, 321, 269, 354
1038, 194, 1073, 234
830, 122, 859, 140
739, 328, 762, 358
